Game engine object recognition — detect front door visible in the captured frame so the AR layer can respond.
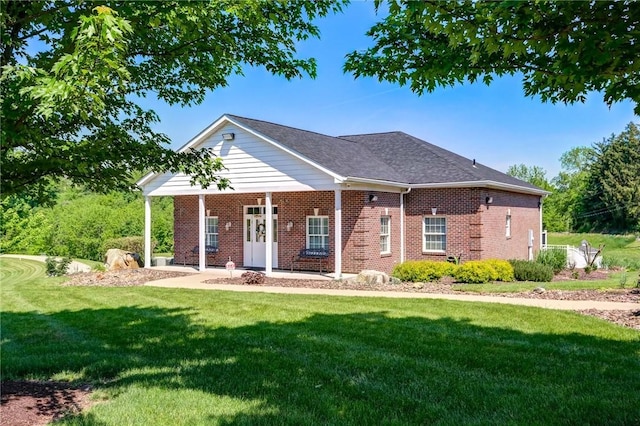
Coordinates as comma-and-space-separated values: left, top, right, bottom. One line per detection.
243, 206, 278, 268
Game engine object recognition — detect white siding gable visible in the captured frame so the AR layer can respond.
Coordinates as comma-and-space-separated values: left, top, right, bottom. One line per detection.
142, 122, 337, 196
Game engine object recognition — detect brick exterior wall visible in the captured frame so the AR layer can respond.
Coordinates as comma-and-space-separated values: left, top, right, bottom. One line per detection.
173, 188, 540, 273
479, 189, 541, 260
404, 188, 481, 262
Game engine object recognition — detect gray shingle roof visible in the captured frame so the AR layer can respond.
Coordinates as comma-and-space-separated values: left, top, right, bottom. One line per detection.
227, 114, 543, 192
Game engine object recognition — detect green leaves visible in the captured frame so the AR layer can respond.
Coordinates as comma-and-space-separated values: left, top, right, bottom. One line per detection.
1, 1, 346, 202
345, 0, 640, 113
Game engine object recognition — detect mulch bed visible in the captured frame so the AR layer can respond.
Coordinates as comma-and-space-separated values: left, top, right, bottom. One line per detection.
0, 381, 93, 426
3, 267, 637, 425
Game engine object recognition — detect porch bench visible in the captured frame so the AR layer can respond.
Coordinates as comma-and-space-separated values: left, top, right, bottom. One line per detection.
184, 245, 219, 266
291, 248, 329, 273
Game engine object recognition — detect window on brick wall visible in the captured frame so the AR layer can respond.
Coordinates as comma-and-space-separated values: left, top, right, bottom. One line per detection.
307, 216, 329, 250
506, 210, 512, 239
423, 216, 446, 252
205, 216, 219, 248
380, 216, 391, 254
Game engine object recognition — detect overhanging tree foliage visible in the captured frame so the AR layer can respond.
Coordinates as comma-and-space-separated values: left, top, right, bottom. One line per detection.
345, 0, 640, 113
1, 0, 345, 201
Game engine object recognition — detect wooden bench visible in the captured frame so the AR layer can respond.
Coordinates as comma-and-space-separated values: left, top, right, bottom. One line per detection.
291, 248, 329, 273
184, 245, 219, 266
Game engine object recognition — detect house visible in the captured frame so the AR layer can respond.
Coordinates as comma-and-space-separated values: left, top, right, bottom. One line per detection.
138, 114, 548, 278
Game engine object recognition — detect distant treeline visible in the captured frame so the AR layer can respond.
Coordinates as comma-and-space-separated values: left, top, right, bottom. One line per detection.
508, 122, 640, 234
1, 182, 173, 261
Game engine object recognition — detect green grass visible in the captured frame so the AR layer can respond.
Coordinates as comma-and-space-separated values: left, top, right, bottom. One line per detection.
549, 232, 640, 269
452, 272, 639, 293
2, 258, 639, 425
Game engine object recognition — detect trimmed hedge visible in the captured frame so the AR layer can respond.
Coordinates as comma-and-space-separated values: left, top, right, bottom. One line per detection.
453, 261, 495, 284
483, 259, 515, 282
391, 260, 458, 282
509, 259, 554, 282
392, 259, 514, 284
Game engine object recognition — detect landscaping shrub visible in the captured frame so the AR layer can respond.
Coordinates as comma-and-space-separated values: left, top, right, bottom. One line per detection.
391, 260, 457, 282
241, 271, 266, 285
509, 259, 554, 282
45, 256, 71, 276
453, 261, 496, 284
536, 248, 567, 274
483, 259, 515, 282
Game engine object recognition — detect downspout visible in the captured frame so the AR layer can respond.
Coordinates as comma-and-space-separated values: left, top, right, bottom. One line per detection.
400, 187, 412, 263
539, 195, 545, 252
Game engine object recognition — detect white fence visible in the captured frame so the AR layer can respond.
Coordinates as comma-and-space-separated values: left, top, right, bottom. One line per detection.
541, 244, 602, 269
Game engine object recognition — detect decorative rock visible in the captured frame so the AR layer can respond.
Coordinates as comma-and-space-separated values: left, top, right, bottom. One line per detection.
104, 248, 141, 271
356, 270, 389, 285
532, 287, 546, 294
413, 282, 424, 289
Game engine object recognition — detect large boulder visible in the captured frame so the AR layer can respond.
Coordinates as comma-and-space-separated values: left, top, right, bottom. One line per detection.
356, 270, 390, 285
104, 248, 141, 271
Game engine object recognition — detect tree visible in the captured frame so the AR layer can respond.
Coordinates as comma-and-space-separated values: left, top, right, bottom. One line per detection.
1, 1, 344, 201
580, 123, 640, 232
344, 1, 640, 114
0, 182, 175, 260
506, 164, 552, 191
550, 146, 595, 231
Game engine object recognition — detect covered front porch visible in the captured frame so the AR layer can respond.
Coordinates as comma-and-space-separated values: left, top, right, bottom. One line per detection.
143, 189, 346, 278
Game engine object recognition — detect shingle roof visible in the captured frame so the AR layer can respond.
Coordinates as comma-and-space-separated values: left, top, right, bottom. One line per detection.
227, 114, 543, 193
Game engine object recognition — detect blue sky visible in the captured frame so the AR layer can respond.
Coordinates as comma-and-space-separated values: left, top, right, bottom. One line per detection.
146, 1, 636, 179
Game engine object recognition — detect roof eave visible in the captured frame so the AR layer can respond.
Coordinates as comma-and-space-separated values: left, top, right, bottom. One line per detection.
408, 180, 550, 196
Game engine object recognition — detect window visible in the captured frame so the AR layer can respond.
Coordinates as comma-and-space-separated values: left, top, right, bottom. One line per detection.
380, 216, 391, 254
205, 216, 219, 248
505, 211, 512, 239
423, 216, 446, 252
307, 216, 329, 250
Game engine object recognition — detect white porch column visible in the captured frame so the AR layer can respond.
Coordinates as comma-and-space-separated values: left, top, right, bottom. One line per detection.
334, 189, 342, 279
144, 196, 152, 267
400, 192, 405, 263
265, 191, 273, 276
198, 194, 206, 271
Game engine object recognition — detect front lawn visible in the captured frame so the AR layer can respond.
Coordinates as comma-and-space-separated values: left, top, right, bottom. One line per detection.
1, 258, 639, 425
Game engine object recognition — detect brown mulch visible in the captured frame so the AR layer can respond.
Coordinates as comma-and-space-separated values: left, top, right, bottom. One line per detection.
64, 268, 193, 287
3, 268, 637, 426
0, 381, 93, 426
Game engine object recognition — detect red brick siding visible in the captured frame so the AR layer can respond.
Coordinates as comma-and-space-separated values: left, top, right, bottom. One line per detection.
174, 188, 540, 273
479, 190, 541, 260
404, 188, 481, 262
342, 191, 401, 273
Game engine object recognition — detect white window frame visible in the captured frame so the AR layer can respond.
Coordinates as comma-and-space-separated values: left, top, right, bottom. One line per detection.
380, 215, 391, 254
205, 216, 219, 248
506, 211, 512, 239
306, 215, 329, 250
423, 216, 446, 253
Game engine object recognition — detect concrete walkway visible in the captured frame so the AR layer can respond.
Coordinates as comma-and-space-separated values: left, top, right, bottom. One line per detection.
0, 254, 92, 273
145, 266, 639, 312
